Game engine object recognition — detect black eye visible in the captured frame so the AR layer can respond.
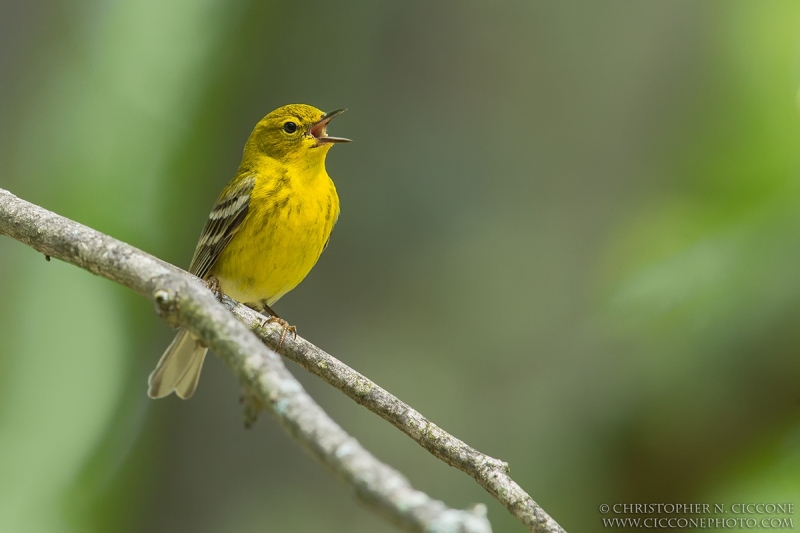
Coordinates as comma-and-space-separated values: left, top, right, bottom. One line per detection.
283, 121, 297, 133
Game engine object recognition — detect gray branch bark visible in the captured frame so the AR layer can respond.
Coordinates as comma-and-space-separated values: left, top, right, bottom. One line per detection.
0, 187, 566, 533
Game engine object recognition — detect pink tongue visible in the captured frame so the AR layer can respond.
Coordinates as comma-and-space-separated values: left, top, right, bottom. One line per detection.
310, 117, 330, 138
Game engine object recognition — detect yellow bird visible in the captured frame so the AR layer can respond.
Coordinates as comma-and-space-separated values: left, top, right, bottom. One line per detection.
148, 104, 349, 399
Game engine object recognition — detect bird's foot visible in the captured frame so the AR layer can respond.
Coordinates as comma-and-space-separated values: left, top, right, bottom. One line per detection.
206, 276, 224, 301
264, 316, 297, 349
249, 300, 297, 349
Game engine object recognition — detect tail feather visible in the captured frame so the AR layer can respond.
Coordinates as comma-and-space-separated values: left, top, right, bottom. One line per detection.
148, 329, 208, 399
173, 345, 207, 399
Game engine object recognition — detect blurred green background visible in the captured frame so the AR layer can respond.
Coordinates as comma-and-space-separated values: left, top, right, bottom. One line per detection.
1, 1, 800, 531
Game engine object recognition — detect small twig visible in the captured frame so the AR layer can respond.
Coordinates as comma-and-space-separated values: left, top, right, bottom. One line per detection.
0, 187, 566, 533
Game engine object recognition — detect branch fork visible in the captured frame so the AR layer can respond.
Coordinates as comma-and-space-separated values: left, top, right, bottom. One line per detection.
0, 187, 565, 533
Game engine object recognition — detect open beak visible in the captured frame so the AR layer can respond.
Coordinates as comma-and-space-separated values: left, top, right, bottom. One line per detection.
308, 109, 351, 145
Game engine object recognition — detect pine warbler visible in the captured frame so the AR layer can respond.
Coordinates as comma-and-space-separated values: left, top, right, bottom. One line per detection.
148, 104, 349, 399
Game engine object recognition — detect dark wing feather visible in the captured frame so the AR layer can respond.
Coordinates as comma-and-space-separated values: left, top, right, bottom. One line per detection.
189, 176, 255, 279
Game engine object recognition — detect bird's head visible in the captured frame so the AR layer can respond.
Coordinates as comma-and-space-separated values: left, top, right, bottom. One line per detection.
245, 104, 350, 167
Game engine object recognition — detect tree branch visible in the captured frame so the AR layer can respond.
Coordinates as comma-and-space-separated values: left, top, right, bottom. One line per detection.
0, 188, 566, 533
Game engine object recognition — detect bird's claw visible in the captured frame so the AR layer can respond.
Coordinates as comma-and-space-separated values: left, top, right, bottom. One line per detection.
264, 316, 297, 349
205, 276, 224, 301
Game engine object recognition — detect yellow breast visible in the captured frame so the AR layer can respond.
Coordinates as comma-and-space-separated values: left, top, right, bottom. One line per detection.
211, 160, 339, 306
